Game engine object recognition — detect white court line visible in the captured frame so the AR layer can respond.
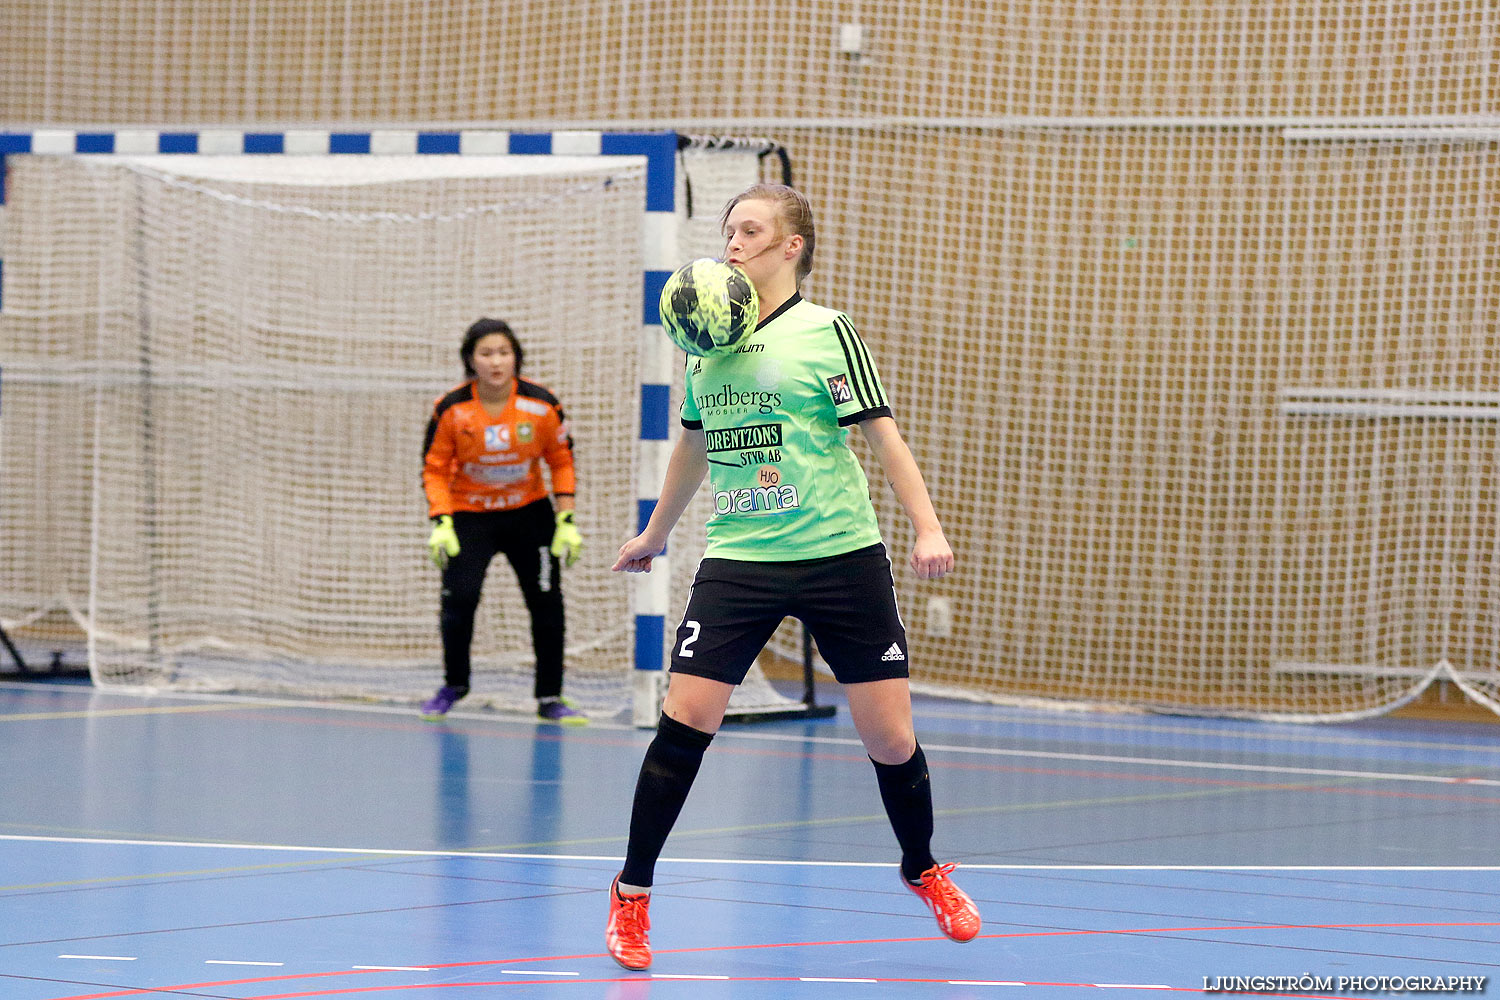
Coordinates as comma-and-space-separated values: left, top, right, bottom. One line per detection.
14, 677, 1492, 759
911, 704, 1500, 756
59, 954, 136, 961
718, 728, 1500, 788
8, 677, 1488, 755
3, 835, 1499, 871
500, 969, 578, 976
802, 977, 877, 983
206, 960, 284, 966
948, 981, 1023, 986
653, 973, 731, 979
353, 965, 432, 971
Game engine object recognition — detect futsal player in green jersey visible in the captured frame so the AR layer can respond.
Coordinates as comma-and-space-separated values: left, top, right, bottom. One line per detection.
605, 184, 981, 969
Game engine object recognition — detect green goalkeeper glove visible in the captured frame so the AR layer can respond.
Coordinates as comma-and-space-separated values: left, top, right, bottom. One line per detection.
428, 515, 460, 570
550, 509, 583, 567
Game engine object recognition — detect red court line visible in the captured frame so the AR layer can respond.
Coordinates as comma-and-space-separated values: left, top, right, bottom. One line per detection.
41, 919, 1500, 1000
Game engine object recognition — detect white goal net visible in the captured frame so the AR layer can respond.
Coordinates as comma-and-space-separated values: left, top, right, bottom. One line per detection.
0, 152, 646, 712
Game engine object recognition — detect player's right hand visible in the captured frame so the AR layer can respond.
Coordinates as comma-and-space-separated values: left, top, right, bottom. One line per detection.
428, 515, 460, 570
612, 532, 663, 573
911, 528, 954, 580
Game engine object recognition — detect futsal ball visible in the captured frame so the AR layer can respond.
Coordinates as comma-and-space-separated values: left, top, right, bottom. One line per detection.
658, 258, 758, 357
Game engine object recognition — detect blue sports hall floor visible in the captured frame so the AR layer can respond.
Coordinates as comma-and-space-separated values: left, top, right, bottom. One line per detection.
1, 677, 1497, 999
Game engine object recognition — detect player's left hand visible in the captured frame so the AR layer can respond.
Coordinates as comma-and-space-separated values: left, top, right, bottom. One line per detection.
910, 529, 954, 580
612, 530, 665, 573
550, 510, 583, 567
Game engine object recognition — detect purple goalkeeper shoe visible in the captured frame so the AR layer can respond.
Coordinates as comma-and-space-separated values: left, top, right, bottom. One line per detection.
537, 697, 588, 725
419, 685, 466, 720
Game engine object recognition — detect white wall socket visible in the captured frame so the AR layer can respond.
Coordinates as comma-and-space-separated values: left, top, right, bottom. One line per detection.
926, 596, 953, 638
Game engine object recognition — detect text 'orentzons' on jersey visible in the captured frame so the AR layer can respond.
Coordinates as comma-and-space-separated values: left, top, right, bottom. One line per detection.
423, 377, 575, 517
681, 294, 891, 561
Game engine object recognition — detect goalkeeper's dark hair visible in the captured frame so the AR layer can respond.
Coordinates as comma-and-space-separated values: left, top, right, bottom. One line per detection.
460, 318, 524, 376
720, 183, 815, 284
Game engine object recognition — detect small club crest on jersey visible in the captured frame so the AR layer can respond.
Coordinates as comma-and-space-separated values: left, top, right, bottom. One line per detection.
516, 421, 534, 444
827, 374, 854, 404
484, 425, 511, 450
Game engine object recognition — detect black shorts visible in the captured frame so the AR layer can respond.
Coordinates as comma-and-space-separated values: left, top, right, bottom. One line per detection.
670, 542, 909, 686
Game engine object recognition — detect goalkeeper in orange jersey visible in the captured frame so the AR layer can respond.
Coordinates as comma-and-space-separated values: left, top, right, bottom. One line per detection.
419, 318, 586, 724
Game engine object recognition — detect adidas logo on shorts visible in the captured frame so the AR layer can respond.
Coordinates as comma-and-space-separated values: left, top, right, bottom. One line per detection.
880, 643, 906, 662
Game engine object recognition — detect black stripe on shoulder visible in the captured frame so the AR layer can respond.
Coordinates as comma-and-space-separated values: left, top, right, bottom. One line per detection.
424, 383, 474, 463
845, 316, 886, 407
433, 382, 475, 420
516, 378, 562, 410
830, 321, 864, 408
832, 316, 878, 410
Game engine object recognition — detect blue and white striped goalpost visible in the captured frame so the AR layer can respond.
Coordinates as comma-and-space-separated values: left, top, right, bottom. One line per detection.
0, 127, 679, 724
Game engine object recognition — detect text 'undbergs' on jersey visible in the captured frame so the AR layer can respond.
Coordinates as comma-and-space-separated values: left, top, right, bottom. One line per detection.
681, 293, 892, 561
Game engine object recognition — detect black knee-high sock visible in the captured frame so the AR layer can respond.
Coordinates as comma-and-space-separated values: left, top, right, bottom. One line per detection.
620, 714, 714, 888
872, 744, 937, 883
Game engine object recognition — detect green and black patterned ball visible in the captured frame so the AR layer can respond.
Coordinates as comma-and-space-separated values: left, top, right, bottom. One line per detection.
658, 258, 759, 357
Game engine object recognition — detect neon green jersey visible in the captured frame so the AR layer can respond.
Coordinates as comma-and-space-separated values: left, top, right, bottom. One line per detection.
681, 294, 892, 561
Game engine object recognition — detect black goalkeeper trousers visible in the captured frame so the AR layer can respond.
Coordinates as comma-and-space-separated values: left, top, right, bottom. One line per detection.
440, 500, 565, 700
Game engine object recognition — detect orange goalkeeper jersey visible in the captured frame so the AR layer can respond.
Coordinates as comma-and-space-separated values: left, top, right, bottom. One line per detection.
422, 377, 576, 517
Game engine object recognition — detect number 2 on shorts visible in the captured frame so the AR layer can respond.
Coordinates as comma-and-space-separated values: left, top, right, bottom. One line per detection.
677, 620, 701, 658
